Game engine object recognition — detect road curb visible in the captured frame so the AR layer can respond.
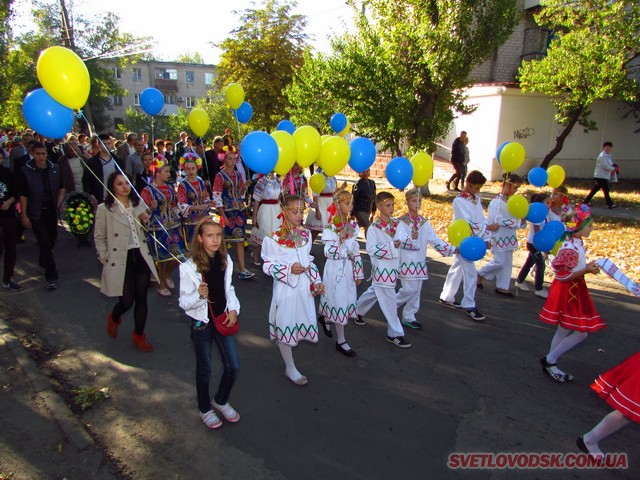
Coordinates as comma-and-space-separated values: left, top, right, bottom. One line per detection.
0, 317, 95, 450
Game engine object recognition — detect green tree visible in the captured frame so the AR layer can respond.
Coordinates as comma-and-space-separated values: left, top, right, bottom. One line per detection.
518, 0, 640, 168
176, 52, 205, 64
216, 0, 308, 131
0, 0, 15, 107
287, 0, 518, 155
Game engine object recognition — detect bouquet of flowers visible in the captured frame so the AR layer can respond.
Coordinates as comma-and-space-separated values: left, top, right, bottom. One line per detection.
62, 192, 95, 244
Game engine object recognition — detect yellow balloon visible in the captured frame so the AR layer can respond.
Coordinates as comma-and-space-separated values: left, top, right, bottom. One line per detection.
318, 136, 350, 176
271, 131, 296, 176
309, 173, 326, 194
410, 152, 434, 187
507, 194, 529, 219
500, 142, 526, 173
225, 83, 244, 110
36, 46, 90, 110
550, 239, 563, 256
188, 109, 210, 137
338, 120, 351, 137
547, 165, 566, 188
447, 219, 472, 247
293, 126, 321, 167
321, 134, 331, 143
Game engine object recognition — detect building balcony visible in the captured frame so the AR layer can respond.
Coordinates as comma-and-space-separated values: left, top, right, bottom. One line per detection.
155, 78, 178, 91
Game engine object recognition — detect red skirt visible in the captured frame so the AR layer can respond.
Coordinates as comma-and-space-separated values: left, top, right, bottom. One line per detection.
591, 352, 640, 424
539, 278, 606, 332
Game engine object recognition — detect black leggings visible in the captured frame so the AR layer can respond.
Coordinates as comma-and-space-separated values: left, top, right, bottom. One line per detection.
112, 248, 151, 335
517, 242, 545, 291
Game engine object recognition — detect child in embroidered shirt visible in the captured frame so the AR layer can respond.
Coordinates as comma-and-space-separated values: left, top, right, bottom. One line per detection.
539, 205, 604, 383
477, 173, 524, 297
356, 191, 412, 348
439, 170, 498, 321
397, 188, 455, 330
317, 188, 364, 357
261, 195, 325, 386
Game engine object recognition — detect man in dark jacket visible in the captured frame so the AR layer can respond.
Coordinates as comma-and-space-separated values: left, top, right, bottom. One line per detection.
17, 142, 65, 289
82, 134, 125, 205
446, 131, 467, 191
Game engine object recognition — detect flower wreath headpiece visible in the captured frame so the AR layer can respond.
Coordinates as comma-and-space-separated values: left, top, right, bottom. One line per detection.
179, 152, 202, 169
564, 203, 592, 237
150, 155, 167, 173
222, 145, 237, 154
327, 188, 353, 226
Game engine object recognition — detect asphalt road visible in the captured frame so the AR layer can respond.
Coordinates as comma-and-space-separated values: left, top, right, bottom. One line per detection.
1, 223, 638, 480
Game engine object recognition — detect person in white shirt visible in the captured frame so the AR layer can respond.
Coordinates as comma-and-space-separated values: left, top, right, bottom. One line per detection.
582, 141, 618, 209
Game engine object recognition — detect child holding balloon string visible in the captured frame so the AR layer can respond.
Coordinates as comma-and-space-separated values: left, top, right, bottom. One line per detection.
476, 173, 525, 297
539, 204, 605, 383
439, 170, 499, 322
261, 194, 325, 385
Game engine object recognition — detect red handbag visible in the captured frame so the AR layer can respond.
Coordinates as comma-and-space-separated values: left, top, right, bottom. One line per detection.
204, 277, 239, 336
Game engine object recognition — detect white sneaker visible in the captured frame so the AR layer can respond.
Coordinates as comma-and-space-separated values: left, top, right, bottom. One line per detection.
535, 289, 549, 299
199, 410, 223, 429
514, 281, 530, 291
211, 401, 240, 422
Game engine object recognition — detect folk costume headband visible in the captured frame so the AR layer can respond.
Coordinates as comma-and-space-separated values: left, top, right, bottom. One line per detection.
564, 204, 592, 239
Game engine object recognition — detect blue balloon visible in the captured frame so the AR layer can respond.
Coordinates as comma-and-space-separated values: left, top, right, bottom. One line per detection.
526, 202, 549, 223
348, 137, 376, 173
544, 220, 565, 241
277, 119, 295, 135
330, 112, 347, 133
459, 236, 487, 262
240, 131, 278, 174
385, 156, 413, 190
527, 167, 548, 188
22, 88, 74, 140
496, 141, 510, 165
234, 101, 253, 124
533, 229, 556, 253
140, 88, 164, 115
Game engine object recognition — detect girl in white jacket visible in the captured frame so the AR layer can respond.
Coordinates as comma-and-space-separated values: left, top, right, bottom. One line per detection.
179, 218, 241, 430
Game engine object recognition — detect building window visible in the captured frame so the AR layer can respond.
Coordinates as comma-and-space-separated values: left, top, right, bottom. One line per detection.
185, 71, 195, 83
155, 68, 177, 80
164, 95, 175, 105
134, 94, 140, 106
113, 67, 121, 79
132, 68, 142, 81
185, 97, 193, 108
113, 96, 123, 106
205, 72, 214, 85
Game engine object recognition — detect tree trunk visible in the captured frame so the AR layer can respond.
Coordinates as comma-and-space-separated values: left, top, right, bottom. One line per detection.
540, 106, 583, 169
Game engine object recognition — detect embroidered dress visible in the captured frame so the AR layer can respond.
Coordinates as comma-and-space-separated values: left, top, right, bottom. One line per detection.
305, 174, 337, 231
539, 237, 605, 332
141, 183, 185, 262
212, 169, 248, 242
319, 219, 364, 325
177, 176, 210, 248
250, 175, 282, 245
591, 352, 640, 424
281, 172, 313, 205
397, 213, 454, 280
262, 225, 320, 346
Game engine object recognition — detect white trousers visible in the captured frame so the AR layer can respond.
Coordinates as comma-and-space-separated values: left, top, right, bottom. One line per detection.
357, 284, 405, 337
440, 254, 477, 309
477, 250, 514, 291
397, 278, 423, 322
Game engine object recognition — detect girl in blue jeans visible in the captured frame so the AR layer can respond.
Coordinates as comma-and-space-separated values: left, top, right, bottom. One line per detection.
179, 218, 241, 429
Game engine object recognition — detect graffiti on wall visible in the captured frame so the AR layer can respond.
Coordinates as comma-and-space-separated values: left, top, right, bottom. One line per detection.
513, 127, 535, 140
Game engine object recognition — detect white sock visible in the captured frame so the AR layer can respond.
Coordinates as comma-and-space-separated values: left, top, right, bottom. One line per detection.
547, 331, 588, 364
277, 342, 303, 380
549, 327, 570, 352
335, 324, 347, 345
583, 410, 630, 455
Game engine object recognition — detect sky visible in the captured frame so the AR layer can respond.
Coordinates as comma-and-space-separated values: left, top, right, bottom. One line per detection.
12, 0, 355, 64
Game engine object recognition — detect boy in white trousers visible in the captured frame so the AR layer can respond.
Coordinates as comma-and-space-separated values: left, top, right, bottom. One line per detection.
397, 188, 455, 329
356, 191, 412, 348
476, 173, 524, 297
439, 171, 498, 321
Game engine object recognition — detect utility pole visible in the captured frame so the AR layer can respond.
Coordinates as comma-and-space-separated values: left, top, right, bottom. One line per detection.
59, 0, 94, 136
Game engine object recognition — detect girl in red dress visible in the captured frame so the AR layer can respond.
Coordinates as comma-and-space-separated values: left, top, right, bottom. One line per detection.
539, 204, 605, 383
577, 351, 640, 457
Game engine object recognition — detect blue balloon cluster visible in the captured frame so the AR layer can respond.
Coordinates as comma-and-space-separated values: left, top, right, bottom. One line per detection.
234, 101, 253, 124
277, 119, 295, 134
140, 88, 164, 116
385, 156, 413, 190
330, 113, 347, 133
533, 219, 565, 252
526, 202, 548, 223
240, 131, 278, 174
22, 88, 75, 139
459, 236, 487, 262
527, 167, 548, 188
348, 137, 376, 173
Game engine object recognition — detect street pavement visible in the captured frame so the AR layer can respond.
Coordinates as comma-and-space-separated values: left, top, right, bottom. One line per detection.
0, 212, 638, 480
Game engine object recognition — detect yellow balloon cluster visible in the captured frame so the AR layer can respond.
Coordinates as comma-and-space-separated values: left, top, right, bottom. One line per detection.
507, 194, 529, 219
500, 142, 526, 173
271, 131, 296, 176
410, 152, 434, 187
293, 126, 321, 167
36, 46, 91, 110
447, 219, 472, 247
319, 136, 350, 176
188, 109, 210, 137
225, 83, 244, 110
309, 173, 326, 194
547, 165, 565, 188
